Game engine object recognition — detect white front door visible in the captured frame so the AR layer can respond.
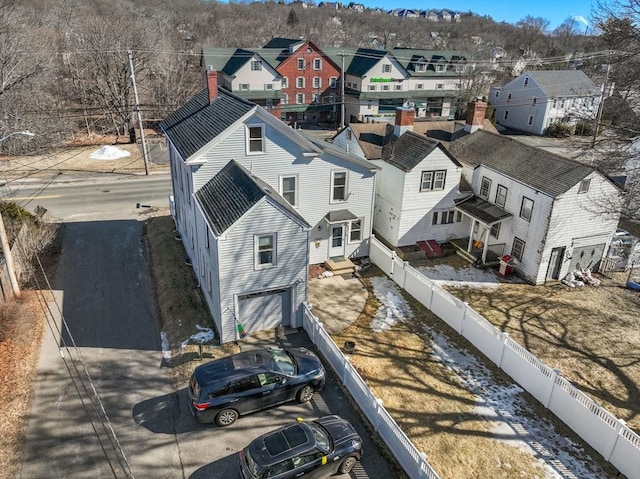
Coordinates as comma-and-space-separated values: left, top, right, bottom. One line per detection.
329, 225, 345, 259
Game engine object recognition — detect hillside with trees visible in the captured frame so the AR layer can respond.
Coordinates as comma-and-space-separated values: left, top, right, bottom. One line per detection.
0, 0, 636, 159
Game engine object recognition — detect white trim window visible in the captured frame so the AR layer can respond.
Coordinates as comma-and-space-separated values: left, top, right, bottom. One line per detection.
313, 77, 321, 88
520, 196, 534, 221
313, 58, 322, 70
251, 60, 262, 71
296, 77, 305, 88
578, 179, 590, 194
495, 185, 507, 208
368, 85, 376, 91
349, 218, 363, 242
246, 124, 265, 154
436, 83, 444, 90
480, 177, 492, 199
255, 234, 276, 268
297, 58, 305, 70
416, 83, 424, 89
490, 222, 501, 239
239, 83, 250, 91
512, 237, 525, 261
436, 64, 445, 72
420, 170, 446, 191
382, 64, 391, 73
264, 83, 274, 90
331, 170, 347, 202
280, 175, 298, 207
282, 94, 288, 105
296, 93, 305, 104
329, 77, 337, 88
282, 77, 288, 88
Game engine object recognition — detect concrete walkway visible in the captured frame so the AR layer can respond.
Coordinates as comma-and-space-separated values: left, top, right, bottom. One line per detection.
308, 275, 368, 334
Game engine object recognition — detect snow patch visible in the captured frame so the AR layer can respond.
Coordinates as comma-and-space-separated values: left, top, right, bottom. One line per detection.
181, 324, 215, 348
416, 264, 502, 289
90, 145, 131, 160
369, 276, 413, 332
160, 331, 171, 362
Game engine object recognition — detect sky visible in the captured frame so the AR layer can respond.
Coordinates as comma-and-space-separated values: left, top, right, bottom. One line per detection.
346, 0, 596, 31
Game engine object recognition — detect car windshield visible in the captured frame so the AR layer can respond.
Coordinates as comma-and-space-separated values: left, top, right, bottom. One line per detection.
269, 349, 296, 376
244, 448, 260, 476
308, 423, 331, 454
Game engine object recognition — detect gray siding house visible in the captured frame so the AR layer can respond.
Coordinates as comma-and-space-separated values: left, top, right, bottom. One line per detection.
160, 71, 378, 342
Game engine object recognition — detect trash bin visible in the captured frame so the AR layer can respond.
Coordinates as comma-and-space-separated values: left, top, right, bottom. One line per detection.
499, 255, 514, 276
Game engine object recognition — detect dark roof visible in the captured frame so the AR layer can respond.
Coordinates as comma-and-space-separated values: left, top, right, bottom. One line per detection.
221, 48, 255, 75
454, 195, 512, 225
347, 48, 387, 77
325, 209, 357, 223
448, 130, 595, 197
347, 123, 394, 159
381, 131, 460, 171
195, 161, 309, 236
263, 37, 304, 49
160, 88, 255, 160
525, 70, 600, 97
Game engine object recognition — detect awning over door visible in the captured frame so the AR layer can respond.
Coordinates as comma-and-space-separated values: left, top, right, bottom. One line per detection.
324, 209, 357, 225
454, 195, 511, 226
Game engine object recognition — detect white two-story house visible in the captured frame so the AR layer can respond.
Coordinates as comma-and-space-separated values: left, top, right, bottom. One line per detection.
160, 70, 378, 342
489, 70, 602, 135
449, 128, 622, 284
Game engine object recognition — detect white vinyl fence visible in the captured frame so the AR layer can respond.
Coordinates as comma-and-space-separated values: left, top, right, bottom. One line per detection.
303, 307, 441, 479
368, 236, 640, 479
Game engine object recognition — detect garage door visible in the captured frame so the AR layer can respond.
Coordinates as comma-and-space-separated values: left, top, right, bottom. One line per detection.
238, 288, 290, 333
569, 244, 605, 272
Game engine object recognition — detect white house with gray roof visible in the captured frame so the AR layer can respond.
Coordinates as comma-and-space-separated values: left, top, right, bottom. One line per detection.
489, 70, 602, 135
450, 129, 621, 284
160, 70, 378, 342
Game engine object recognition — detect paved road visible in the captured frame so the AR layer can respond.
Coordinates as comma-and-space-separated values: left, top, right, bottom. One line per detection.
19, 176, 395, 478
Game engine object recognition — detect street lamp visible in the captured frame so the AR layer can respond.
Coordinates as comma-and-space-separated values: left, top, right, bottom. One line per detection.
0, 129, 35, 299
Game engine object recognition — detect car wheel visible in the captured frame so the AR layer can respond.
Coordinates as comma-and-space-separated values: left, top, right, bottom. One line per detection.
338, 456, 357, 474
215, 408, 238, 427
296, 385, 314, 403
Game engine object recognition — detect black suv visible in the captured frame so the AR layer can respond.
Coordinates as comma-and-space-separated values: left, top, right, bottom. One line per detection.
239, 416, 363, 479
188, 347, 325, 426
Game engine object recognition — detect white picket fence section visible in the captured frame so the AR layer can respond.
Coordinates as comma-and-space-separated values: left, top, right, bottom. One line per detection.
303, 308, 441, 479
368, 235, 640, 479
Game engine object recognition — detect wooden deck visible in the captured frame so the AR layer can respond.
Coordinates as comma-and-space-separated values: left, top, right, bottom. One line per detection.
449, 238, 503, 265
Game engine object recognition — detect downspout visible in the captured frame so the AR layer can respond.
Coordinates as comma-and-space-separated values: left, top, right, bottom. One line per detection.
369, 168, 378, 255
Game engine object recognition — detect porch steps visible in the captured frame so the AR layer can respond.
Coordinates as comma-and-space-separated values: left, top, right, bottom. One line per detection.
416, 240, 444, 258
325, 256, 355, 275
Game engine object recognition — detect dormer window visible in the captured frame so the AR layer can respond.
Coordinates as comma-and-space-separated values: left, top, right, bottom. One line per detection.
436, 64, 445, 72
417, 63, 426, 72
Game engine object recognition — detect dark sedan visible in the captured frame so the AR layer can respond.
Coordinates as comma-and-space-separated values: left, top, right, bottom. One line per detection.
239, 415, 363, 478
188, 347, 325, 426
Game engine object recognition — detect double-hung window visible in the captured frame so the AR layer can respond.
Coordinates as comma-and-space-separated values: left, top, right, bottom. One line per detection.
495, 185, 507, 208
255, 234, 276, 268
313, 77, 321, 88
296, 93, 305, 104
297, 58, 305, 70
331, 171, 347, 201
420, 170, 446, 191
280, 175, 297, 207
382, 64, 391, 73
512, 237, 525, 261
247, 125, 265, 154
251, 60, 262, 71
479, 177, 492, 199
282, 77, 288, 88
520, 197, 534, 221
296, 77, 305, 88
349, 219, 362, 242
313, 58, 321, 70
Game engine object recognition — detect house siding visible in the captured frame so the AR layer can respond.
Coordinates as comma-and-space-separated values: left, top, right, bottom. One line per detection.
230, 58, 281, 93
217, 200, 308, 343
332, 127, 366, 158
193, 116, 375, 264
539, 172, 619, 284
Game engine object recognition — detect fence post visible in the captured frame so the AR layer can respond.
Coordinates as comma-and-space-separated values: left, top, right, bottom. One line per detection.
390, 250, 396, 278
342, 355, 350, 386
545, 369, 561, 408
459, 302, 469, 335
373, 397, 384, 432
606, 419, 626, 461
498, 332, 510, 368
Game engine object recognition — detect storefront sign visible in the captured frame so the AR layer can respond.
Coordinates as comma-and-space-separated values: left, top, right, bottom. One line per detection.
370, 77, 404, 83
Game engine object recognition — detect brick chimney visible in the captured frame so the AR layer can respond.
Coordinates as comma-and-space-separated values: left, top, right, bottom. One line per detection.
394, 106, 415, 137
464, 100, 488, 133
206, 67, 218, 102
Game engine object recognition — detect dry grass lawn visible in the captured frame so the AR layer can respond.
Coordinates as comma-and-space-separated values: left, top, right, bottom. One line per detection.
0, 292, 48, 478
329, 274, 620, 479
447, 273, 640, 433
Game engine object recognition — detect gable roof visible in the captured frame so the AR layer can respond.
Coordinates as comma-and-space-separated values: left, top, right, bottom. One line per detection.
345, 123, 393, 159
382, 131, 460, 171
160, 88, 255, 160
346, 48, 388, 77
195, 160, 309, 236
262, 37, 305, 49
448, 130, 595, 197
523, 70, 600, 97
220, 48, 257, 75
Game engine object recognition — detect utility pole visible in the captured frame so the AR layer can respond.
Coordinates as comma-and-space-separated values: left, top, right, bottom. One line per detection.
339, 53, 346, 130
128, 50, 150, 176
591, 57, 611, 148
0, 130, 34, 299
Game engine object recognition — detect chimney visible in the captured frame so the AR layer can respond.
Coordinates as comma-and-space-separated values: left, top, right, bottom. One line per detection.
206, 67, 218, 102
464, 100, 488, 133
394, 106, 415, 137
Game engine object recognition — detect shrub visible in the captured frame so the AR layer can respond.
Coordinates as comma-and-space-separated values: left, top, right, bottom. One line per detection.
574, 120, 595, 136
545, 122, 573, 137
